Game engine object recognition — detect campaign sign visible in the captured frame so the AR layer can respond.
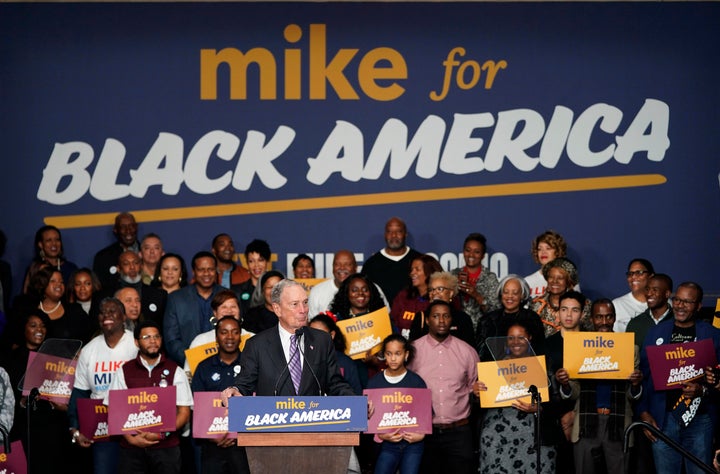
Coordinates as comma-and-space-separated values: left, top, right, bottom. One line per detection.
108, 386, 177, 435
193, 391, 233, 440
363, 388, 432, 435
337, 308, 393, 360
564, 332, 634, 379
22, 352, 77, 404
228, 396, 367, 432
0, 440, 27, 474
185, 342, 220, 376
477, 356, 549, 408
646, 339, 717, 391
77, 398, 110, 442
296, 278, 326, 293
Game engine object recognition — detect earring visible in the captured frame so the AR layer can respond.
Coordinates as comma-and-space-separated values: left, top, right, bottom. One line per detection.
158, 276, 162, 282
178, 277, 182, 282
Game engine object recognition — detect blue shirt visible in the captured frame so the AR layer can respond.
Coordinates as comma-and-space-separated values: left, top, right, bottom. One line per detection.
192, 353, 242, 392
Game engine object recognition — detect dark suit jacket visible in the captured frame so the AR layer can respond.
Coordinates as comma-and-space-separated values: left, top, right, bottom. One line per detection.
233, 326, 354, 396
100, 280, 167, 329
93, 242, 126, 291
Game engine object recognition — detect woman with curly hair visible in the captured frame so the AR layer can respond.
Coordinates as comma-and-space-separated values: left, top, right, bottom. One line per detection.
329, 273, 386, 321
329, 273, 387, 389
525, 230, 580, 298
529, 258, 591, 337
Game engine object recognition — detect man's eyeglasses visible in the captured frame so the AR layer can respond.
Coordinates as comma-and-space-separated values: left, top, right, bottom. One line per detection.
671, 297, 697, 306
139, 334, 161, 341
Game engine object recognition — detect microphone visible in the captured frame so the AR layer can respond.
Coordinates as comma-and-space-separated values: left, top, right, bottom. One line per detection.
296, 327, 325, 396
28, 387, 40, 411
272, 331, 300, 396
528, 385, 538, 396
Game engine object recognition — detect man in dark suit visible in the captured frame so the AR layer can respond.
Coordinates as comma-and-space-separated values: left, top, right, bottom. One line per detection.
222, 279, 353, 400
93, 212, 139, 290
100, 250, 167, 329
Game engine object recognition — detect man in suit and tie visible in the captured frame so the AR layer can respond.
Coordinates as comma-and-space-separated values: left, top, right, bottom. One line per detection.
222, 279, 354, 400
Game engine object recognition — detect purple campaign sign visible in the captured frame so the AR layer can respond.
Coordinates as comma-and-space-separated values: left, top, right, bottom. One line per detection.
22, 352, 76, 404
363, 388, 432, 435
646, 339, 717, 391
0, 441, 27, 474
107, 386, 176, 435
193, 391, 233, 440
77, 398, 110, 442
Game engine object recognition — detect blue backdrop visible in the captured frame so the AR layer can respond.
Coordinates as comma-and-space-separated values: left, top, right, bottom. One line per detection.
1, 2, 718, 304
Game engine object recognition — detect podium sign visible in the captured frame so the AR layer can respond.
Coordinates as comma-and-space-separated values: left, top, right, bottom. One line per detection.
228, 396, 367, 433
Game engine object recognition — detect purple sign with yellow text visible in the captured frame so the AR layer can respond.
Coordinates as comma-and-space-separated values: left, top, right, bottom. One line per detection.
107, 386, 177, 435
646, 340, 717, 391
78, 398, 110, 442
193, 391, 233, 440
22, 352, 77, 404
364, 387, 432, 434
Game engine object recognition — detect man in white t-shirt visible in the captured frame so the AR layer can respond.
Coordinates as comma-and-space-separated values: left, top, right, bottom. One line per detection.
68, 297, 139, 474
308, 250, 388, 318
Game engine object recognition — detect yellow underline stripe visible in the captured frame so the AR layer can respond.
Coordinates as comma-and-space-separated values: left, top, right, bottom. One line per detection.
44, 174, 666, 229
246, 420, 350, 430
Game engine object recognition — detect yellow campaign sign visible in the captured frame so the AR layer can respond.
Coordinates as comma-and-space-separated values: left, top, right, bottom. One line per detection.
713, 298, 720, 329
295, 278, 326, 294
185, 341, 219, 375
184, 334, 252, 375
336, 307, 393, 360
563, 331, 634, 379
477, 356, 549, 408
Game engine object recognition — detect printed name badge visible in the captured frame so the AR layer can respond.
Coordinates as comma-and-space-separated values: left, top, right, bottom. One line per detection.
564, 332, 634, 379
645, 339, 717, 391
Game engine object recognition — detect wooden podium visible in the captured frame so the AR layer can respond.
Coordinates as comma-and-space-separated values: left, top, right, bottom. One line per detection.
237, 432, 359, 474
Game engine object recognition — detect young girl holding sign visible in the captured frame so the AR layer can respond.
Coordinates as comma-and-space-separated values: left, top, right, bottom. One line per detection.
367, 334, 427, 474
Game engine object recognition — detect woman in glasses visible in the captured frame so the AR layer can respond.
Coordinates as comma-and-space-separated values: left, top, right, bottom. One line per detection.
612, 258, 654, 332
407, 271, 475, 347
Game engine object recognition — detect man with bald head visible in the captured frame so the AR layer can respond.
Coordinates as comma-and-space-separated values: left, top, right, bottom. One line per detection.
93, 212, 140, 290
101, 250, 167, 329
308, 250, 388, 318
362, 217, 422, 303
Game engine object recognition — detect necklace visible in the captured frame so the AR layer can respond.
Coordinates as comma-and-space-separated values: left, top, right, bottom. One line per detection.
39, 300, 62, 313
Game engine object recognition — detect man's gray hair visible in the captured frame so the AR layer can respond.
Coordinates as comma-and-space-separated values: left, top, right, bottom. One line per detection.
270, 279, 304, 305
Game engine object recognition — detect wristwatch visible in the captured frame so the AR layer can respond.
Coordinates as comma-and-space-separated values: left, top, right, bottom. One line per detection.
71, 429, 80, 444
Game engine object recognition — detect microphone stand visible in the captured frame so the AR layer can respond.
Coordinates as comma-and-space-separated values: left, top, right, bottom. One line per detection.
27, 387, 40, 474
528, 384, 541, 474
